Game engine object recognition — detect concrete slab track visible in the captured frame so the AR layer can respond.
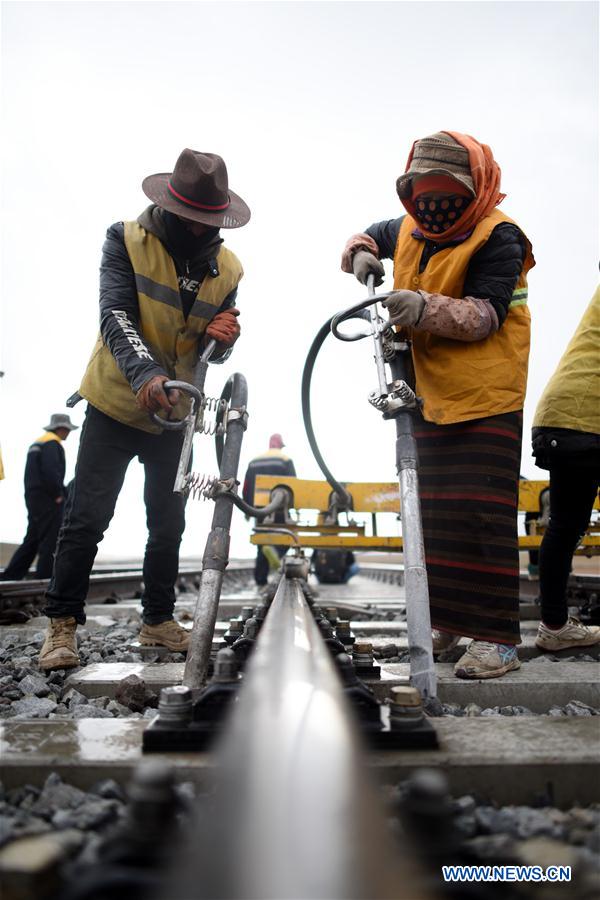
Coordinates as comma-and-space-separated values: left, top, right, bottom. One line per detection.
64, 658, 599, 711
1, 718, 597, 806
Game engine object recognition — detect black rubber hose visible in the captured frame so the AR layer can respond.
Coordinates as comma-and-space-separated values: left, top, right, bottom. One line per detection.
217, 486, 289, 520
301, 318, 353, 510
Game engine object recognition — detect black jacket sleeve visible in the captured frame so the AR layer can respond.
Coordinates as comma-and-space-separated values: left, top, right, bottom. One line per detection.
99, 223, 166, 393
39, 442, 66, 499
365, 218, 404, 260
463, 223, 525, 327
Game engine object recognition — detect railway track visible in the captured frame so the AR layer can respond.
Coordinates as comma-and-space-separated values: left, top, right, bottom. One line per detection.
0, 561, 253, 622
0, 562, 598, 899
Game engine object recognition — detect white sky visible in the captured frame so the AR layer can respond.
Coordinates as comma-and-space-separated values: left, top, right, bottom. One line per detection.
1, 0, 598, 560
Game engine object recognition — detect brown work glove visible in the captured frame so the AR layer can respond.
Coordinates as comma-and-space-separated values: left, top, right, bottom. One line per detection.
352, 250, 385, 287
382, 290, 426, 327
136, 375, 181, 414
341, 232, 380, 273
206, 309, 241, 346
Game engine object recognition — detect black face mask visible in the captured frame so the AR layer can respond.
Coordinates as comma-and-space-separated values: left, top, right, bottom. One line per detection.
413, 195, 472, 235
162, 210, 221, 258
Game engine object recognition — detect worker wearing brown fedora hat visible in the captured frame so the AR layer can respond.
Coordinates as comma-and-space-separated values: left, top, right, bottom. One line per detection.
142, 149, 250, 230
341, 130, 536, 682
39, 149, 250, 671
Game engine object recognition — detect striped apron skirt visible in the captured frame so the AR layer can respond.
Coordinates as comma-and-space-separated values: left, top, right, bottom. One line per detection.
413, 410, 523, 645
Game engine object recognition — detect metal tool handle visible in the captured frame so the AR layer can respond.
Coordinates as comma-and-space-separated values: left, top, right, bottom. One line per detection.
330, 278, 393, 342
150, 380, 203, 430
253, 526, 301, 548
366, 275, 390, 396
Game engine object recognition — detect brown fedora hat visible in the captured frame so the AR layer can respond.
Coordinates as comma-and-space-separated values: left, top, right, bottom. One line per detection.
142, 149, 250, 229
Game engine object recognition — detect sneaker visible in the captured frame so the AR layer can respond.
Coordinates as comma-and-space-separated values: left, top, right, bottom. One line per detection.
535, 617, 600, 652
432, 629, 461, 654
139, 619, 190, 652
39, 617, 80, 671
454, 641, 520, 680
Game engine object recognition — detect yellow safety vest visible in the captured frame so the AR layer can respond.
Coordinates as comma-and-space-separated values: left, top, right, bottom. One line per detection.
34, 432, 63, 447
533, 287, 600, 435
80, 221, 243, 433
393, 208, 534, 425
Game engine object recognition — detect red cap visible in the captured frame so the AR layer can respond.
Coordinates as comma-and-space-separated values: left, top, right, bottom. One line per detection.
411, 174, 473, 200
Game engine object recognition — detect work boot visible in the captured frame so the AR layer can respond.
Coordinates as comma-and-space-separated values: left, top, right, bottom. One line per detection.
139, 619, 190, 652
535, 617, 600, 652
454, 641, 520, 680
39, 617, 80, 671
432, 629, 461, 655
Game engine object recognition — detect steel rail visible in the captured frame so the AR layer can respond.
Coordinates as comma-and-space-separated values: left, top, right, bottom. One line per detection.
169, 573, 423, 900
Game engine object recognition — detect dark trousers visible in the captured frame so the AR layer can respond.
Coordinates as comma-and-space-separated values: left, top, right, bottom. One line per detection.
44, 405, 185, 625
3, 492, 64, 579
539, 463, 600, 628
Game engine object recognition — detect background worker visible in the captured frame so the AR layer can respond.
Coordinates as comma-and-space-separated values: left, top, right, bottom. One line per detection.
243, 434, 296, 586
2, 414, 78, 580
532, 287, 600, 652
342, 131, 534, 680
39, 150, 250, 672
313, 549, 359, 584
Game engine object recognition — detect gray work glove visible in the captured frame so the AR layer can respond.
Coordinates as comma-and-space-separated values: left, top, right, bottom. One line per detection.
382, 290, 426, 327
352, 250, 385, 287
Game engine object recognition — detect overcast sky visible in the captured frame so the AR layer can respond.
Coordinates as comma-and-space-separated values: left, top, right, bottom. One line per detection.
1, 0, 598, 561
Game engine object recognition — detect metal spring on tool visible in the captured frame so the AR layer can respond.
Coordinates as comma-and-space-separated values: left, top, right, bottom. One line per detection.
185, 471, 219, 501
197, 397, 229, 436
393, 380, 417, 405
381, 325, 397, 361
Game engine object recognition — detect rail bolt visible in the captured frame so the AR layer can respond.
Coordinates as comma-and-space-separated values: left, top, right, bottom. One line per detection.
335, 620, 355, 646
212, 648, 239, 683
158, 685, 192, 725
318, 618, 334, 639
223, 617, 244, 645
352, 642, 374, 668
243, 617, 259, 639
389, 685, 424, 730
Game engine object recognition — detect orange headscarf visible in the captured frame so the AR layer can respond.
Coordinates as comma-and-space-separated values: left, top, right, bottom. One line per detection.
401, 131, 506, 242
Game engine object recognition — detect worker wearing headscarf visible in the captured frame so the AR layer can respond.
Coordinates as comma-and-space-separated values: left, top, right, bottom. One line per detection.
342, 131, 535, 679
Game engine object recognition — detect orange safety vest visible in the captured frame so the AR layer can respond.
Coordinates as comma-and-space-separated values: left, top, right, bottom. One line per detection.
393, 208, 534, 425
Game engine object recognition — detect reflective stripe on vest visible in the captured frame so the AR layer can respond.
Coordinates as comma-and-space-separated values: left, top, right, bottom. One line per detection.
79, 222, 243, 433
393, 208, 534, 425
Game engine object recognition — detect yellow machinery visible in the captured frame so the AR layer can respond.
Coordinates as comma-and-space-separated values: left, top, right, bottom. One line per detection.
251, 476, 600, 554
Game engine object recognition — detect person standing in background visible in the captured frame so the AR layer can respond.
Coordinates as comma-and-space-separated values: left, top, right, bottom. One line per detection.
2, 414, 78, 580
243, 434, 296, 586
532, 287, 600, 652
